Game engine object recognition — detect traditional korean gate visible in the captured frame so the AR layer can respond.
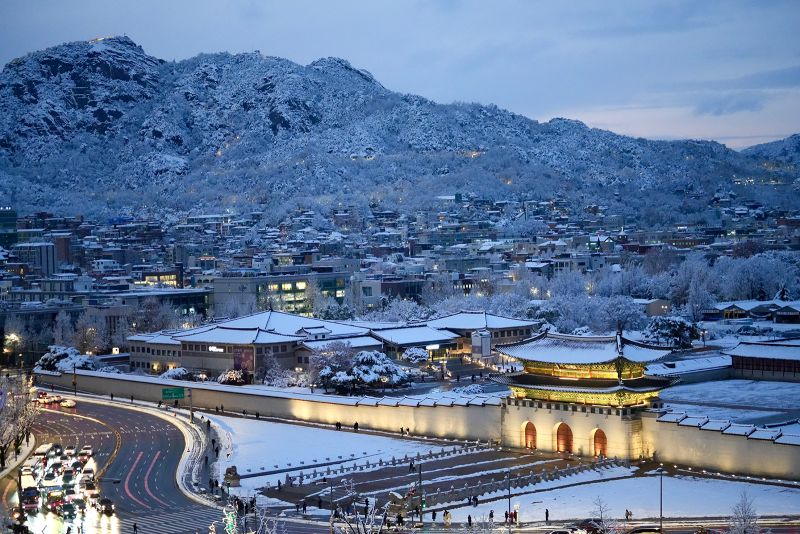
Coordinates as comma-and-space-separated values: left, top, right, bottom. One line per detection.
556, 423, 573, 453
593, 429, 607, 457
524, 422, 537, 449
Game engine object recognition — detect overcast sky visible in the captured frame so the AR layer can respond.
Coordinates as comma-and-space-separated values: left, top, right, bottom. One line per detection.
1, 0, 798, 148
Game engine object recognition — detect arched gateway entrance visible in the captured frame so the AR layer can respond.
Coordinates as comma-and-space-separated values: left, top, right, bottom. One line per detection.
524, 422, 537, 449
593, 429, 607, 457
556, 423, 573, 453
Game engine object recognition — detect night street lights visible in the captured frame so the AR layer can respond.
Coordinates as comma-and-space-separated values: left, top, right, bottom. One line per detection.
656, 467, 664, 533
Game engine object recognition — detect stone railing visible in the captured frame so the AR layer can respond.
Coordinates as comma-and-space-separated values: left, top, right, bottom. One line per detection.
419, 457, 627, 508
271, 441, 494, 487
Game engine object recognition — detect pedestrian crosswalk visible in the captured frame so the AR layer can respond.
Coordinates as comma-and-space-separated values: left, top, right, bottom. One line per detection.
117, 507, 223, 533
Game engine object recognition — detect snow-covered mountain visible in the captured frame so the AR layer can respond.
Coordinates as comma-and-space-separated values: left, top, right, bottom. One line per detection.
0, 36, 797, 220
743, 134, 800, 167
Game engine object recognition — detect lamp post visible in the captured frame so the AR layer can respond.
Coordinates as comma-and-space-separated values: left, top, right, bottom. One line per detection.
656, 467, 664, 533
507, 470, 512, 534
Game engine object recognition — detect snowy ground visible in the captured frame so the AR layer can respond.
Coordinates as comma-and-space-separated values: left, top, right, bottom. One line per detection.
660, 379, 800, 412
205, 414, 455, 493
444, 474, 800, 523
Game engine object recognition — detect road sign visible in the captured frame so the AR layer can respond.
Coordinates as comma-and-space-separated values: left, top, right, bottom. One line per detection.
161, 387, 185, 400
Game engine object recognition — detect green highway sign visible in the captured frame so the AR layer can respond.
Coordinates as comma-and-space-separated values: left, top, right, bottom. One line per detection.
162, 387, 185, 400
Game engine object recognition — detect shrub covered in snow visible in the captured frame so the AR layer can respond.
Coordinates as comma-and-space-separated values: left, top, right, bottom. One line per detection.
401, 347, 429, 364
320, 350, 408, 393
96, 366, 122, 374
217, 369, 245, 385
36, 346, 95, 372
159, 367, 192, 380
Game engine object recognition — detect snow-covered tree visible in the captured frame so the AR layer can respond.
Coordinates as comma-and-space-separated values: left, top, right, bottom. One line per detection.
217, 369, 245, 385
363, 298, 432, 323
600, 295, 647, 332
644, 316, 699, 348
401, 347, 429, 364
96, 366, 123, 374
259, 352, 294, 387
136, 297, 180, 332
52, 309, 75, 346
314, 296, 356, 320
159, 367, 192, 380
36, 345, 95, 372
73, 309, 109, 355
310, 341, 357, 391
728, 492, 759, 534
0, 374, 37, 468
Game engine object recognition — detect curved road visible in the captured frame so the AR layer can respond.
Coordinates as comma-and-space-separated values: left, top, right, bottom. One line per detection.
1, 399, 221, 533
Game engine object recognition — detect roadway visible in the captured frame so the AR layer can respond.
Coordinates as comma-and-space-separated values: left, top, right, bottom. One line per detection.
0, 399, 222, 533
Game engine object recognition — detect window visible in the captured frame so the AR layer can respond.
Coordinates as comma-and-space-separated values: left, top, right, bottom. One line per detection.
297, 356, 303, 363
282, 283, 293, 291
296, 281, 307, 290
362, 287, 373, 297
280, 345, 287, 353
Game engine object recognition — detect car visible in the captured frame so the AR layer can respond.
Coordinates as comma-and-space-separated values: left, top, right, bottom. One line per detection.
80, 445, 93, 457
72, 498, 87, 513
49, 461, 63, 475
51, 443, 63, 456
574, 519, 604, 534
98, 497, 115, 515
82, 467, 95, 480
59, 454, 70, 463
63, 487, 78, 502
70, 460, 83, 472
43, 471, 57, 483
45, 490, 65, 512
64, 445, 77, 456
85, 490, 100, 507
59, 502, 77, 519
60, 399, 77, 408
10, 506, 24, 523
62, 472, 75, 485
625, 526, 661, 534
83, 481, 97, 495
20, 465, 33, 477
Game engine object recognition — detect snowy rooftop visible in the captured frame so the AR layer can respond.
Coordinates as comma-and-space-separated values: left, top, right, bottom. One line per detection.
497, 332, 673, 364
221, 310, 370, 338
422, 310, 535, 331
646, 355, 731, 376
301, 336, 383, 351
370, 326, 459, 347
723, 341, 800, 361
176, 326, 306, 345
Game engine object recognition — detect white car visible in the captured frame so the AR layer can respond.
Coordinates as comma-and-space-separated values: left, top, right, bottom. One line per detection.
60, 399, 77, 408
64, 446, 77, 456
80, 445, 93, 457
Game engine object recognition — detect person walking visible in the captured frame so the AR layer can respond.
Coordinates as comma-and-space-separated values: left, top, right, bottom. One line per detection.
133, 523, 138, 533
467, 515, 472, 528
432, 510, 437, 523
302, 500, 307, 514
489, 510, 494, 524
353, 422, 359, 432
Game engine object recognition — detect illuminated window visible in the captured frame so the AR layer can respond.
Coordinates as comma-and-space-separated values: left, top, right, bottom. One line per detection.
282, 283, 292, 291
335, 290, 345, 298
296, 281, 307, 290
268, 284, 279, 292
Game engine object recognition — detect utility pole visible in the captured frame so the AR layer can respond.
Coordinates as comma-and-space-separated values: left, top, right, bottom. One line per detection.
507, 470, 512, 534
657, 467, 664, 533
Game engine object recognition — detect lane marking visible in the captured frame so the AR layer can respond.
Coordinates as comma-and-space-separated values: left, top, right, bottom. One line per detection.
123, 451, 149, 509
143, 450, 170, 508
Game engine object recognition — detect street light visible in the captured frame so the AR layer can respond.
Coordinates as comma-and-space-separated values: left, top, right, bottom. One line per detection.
656, 467, 664, 533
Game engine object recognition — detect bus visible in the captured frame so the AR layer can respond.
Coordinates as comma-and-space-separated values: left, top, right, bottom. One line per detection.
20, 476, 39, 512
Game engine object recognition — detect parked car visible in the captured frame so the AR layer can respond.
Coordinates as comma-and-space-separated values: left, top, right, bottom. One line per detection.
64, 445, 77, 457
